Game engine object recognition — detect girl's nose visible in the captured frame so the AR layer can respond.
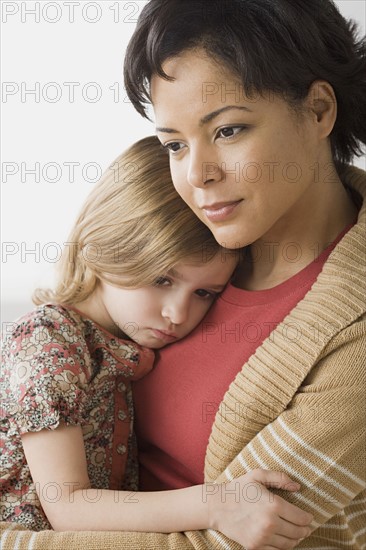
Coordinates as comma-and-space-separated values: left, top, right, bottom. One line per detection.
161, 297, 190, 325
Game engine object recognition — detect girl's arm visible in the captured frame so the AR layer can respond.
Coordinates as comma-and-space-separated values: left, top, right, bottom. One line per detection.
21, 423, 209, 533
21, 422, 311, 544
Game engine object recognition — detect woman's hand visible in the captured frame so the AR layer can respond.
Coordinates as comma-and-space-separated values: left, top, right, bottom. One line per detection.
207, 469, 313, 550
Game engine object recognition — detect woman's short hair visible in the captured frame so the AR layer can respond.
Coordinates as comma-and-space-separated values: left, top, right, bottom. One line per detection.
124, 0, 366, 167
33, 136, 233, 306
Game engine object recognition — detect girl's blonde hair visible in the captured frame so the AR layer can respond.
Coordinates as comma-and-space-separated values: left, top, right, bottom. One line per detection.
33, 136, 234, 306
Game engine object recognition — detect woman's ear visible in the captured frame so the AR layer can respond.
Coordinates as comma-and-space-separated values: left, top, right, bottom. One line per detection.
306, 80, 337, 139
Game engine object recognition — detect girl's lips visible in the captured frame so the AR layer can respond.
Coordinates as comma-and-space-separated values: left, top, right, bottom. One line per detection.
202, 200, 243, 222
151, 329, 178, 342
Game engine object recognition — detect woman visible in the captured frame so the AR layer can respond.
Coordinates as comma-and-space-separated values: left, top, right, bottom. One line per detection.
1, 0, 365, 548
125, 1, 366, 548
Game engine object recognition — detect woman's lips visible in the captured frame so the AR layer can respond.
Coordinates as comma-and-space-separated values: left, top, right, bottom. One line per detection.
201, 200, 243, 222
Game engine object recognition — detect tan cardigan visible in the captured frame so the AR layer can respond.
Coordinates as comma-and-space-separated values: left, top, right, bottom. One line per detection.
1, 166, 365, 549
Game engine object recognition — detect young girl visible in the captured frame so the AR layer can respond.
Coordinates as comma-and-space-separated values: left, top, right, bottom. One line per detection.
0, 136, 301, 536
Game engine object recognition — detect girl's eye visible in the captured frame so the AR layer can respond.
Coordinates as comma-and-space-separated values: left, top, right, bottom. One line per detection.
217, 126, 245, 139
194, 289, 217, 299
163, 142, 185, 154
153, 276, 171, 287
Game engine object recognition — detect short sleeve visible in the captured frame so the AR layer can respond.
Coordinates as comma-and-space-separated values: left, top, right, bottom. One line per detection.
1, 308, 89, 437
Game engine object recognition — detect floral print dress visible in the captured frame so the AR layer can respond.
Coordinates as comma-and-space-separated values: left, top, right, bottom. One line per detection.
0, 304, 155, 530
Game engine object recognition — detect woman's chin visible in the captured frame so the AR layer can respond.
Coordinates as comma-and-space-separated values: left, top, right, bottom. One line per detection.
208, 225, 251, 250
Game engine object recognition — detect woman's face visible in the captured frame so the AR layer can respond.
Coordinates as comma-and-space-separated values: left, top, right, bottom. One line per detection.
151, 50, 324, 249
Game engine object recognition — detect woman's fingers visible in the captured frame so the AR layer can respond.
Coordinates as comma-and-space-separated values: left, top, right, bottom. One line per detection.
274, 494, 313, 527
249, 469, 301, 491
250, 511, 310, 548
241, 470, 313, 527
276, 516, 311, 541
212, 472, 313, 548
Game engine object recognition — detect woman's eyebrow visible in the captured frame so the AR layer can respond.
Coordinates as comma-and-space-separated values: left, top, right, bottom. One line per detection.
156, 105, 252, 134
199, 105, 252, 125
156, 126, 179, 134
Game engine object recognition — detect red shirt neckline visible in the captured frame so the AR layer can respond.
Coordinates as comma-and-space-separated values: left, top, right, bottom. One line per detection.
223, 221, 355, 307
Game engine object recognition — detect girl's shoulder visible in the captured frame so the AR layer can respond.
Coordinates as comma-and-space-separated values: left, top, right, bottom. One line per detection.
2, 303, 155, 380
0, 304, 94, 436
0, 305, 91, 380
2, 303, 88, 350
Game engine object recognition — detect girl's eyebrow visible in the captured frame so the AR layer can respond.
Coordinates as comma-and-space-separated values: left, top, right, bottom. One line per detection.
156, 105, 252, 134
204, 284, 227, 291
167, 268, 182, 279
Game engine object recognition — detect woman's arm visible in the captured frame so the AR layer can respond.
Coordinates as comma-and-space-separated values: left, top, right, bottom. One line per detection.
21, 423, 311, 544
208, 321, 366, 545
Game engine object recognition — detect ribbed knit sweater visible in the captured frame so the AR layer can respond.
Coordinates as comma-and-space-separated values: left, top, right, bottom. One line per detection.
1, 166, 365, 549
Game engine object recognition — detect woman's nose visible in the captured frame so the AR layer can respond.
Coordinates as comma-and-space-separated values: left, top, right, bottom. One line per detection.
187, 146, 223, 188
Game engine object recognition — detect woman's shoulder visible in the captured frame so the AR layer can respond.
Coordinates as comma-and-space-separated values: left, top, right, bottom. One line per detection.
323, 311, 366, 353
341, 165, 366, 244
318, 166, 366, 311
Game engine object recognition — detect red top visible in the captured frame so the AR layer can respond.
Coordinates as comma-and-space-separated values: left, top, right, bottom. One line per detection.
133, 224, 354, 491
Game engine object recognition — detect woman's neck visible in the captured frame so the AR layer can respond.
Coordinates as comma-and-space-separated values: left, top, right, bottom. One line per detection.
233, 171, 359, 291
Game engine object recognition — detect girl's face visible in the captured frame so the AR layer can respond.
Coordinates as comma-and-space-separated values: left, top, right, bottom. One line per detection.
95, 253, 237, 349
151, 50, 325, 249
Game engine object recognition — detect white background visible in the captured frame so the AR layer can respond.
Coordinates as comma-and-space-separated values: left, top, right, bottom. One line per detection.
1, 0, 365, 325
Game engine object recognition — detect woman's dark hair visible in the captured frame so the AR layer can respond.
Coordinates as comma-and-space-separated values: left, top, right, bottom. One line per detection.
124, 0, 366, 167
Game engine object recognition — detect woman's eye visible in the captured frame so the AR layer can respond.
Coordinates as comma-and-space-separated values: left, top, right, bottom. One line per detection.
153, 276, 171, 287
217, 126, 245, 139
164, 142, 184, 154
195, 289, 216, 299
